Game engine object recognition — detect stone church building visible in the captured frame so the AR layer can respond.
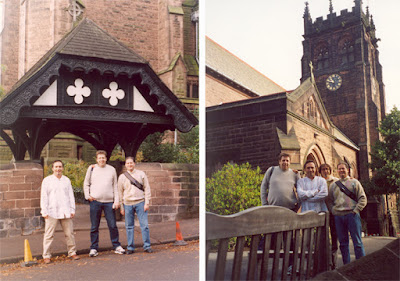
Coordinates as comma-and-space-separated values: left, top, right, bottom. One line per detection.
0, 0, 199, 165
206, 1, 388, 234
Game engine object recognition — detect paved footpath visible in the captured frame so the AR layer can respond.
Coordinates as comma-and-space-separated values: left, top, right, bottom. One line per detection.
0, 204, 199, 264
336, 236, 397, 267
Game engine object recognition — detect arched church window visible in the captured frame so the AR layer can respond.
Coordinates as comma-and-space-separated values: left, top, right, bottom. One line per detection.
339, 37, 354, 65
314, 43, 329, 70
307, 98, 316, 120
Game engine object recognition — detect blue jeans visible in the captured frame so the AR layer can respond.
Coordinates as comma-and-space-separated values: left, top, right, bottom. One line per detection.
124, 201, 151, 251
335, 213, 365, 265
90, 200, 120, 250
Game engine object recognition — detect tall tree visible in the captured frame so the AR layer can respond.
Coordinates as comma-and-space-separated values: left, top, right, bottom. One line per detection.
368, 107, 400, 195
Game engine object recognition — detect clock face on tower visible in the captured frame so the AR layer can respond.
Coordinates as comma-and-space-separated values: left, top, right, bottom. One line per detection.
326, 74, 342, 91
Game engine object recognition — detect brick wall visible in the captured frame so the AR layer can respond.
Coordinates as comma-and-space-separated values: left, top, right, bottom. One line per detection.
135, 163, 199, 223
0, 163, 43, 238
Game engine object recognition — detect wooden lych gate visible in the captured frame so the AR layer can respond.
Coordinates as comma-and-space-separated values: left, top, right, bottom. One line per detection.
0, 18, 197, 162
206, 206, 330, 280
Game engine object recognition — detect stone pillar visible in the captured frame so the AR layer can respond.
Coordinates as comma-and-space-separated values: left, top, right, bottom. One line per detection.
0, 162, 43, 238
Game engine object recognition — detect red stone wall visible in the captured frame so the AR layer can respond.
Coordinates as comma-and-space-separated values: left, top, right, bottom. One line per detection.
1, 0, 191, 92
0, 163, 43, 238
135, 163, 199, 223
1, 0, 73, 93
84, 0, 161, 72
182, 3, 196, 57
1, 0, 20, 92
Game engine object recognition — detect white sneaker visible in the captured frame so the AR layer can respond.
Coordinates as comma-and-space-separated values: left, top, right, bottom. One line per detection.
114, 246, 125, 254
89, 249, 98, 257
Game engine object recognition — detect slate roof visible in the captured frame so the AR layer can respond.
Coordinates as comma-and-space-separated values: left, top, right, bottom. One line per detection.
6, 18, 147, 96
206, 37, 286, 96
58, 18, 147, 64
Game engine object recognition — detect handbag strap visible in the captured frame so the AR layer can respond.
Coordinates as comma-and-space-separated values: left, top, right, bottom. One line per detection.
335, 180, 358, 202
124, 172, 144, 191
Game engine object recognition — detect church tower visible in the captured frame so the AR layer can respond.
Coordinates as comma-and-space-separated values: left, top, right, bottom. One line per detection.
300, 0, 386, 180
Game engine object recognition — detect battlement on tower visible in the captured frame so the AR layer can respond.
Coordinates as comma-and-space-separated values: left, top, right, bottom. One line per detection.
304, 3, 374, 39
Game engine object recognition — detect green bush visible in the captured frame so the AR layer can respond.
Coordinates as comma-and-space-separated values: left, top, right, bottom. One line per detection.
178, 125, 199, 164
139, 132, 177, 162
206, 162, 263, 215
139, 131, 199, 164
63, 161, 90, 189
206, 162, 264, 250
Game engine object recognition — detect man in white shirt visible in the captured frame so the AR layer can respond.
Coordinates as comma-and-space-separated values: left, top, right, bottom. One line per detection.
118, 157, 152, 254
40, 160, 79, 264
297, 160, 328, 213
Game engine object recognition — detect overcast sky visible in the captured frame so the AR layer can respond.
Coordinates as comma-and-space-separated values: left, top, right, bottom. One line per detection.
205, 0, 400, 113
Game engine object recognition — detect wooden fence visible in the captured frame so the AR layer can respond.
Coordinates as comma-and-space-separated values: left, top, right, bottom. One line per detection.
206, 206, 329, 280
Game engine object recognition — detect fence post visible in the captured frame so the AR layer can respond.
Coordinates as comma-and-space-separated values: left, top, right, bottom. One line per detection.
317, 212, 330, 273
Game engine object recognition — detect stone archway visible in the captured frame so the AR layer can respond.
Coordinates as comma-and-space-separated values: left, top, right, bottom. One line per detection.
304, 143, 326, 175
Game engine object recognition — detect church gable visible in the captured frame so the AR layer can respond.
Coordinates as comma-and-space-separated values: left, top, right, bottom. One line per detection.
287, 78, 331, 132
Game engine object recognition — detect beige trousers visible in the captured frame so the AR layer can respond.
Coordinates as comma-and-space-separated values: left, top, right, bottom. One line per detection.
43, 217, 77, 259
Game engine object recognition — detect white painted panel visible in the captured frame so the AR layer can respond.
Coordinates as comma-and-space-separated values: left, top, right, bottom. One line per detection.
133, 86, 154, 112
33, 80, 57, 106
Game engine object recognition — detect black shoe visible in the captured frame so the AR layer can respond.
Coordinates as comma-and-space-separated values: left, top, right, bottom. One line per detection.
144, 248, 153, 253
126, 250, 135, 255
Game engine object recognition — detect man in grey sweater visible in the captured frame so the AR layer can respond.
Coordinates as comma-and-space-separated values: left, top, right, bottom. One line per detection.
259, 153, 300, 276
84, 150, 125, 257
260, 153, 300, 211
